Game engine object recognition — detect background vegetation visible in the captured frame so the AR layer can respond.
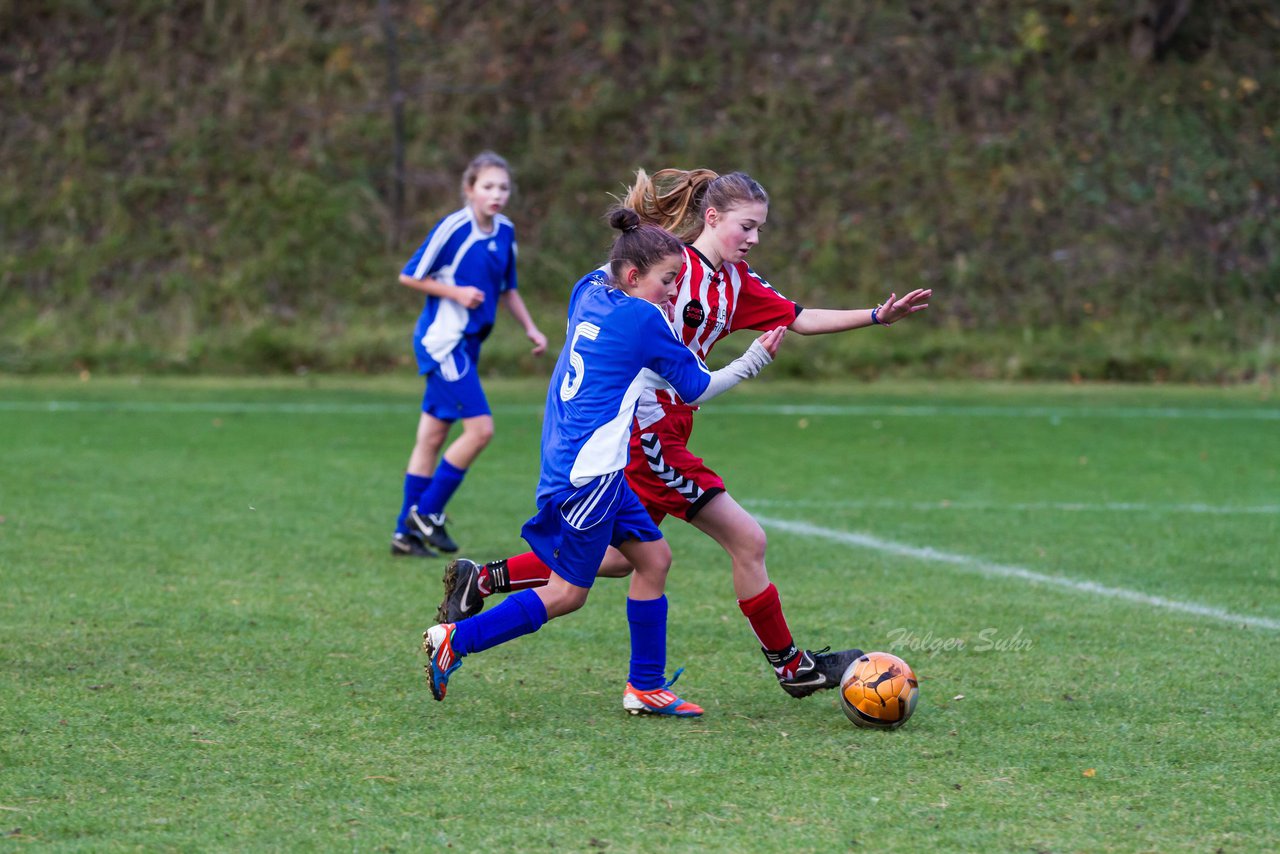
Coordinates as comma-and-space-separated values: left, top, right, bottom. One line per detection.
2, 1, 1277, 381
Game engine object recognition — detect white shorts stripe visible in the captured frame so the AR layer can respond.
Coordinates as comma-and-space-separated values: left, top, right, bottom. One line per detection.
564, 471, 619, 529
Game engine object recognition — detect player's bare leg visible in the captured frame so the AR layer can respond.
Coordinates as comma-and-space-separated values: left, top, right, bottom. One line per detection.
687, 491, 770, 599
531, 573, 589, 618
407, 412, 450, 475
691, 490, 861, 698
597, 545, 635, 578
618, 536, 671, 600
441, 414, 494, 470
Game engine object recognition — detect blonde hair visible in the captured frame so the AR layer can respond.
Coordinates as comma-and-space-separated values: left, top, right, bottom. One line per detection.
461, 151, 511, 200
620, 168, 769, 242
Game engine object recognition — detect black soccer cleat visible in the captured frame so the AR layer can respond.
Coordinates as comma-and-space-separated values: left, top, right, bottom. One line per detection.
390, 531, 438, 558
778, 647, 864, 699
437, 558, 486, 624
410, 507, 459, 553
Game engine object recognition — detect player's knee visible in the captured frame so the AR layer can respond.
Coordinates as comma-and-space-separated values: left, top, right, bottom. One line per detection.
597, 551, 634, 578
733, 523, 767, 564
466, 420, 495, 447
416, 422, 448, 452
549, 584, 589, 615
414, 434, 443, 458
632, 540, 673, 579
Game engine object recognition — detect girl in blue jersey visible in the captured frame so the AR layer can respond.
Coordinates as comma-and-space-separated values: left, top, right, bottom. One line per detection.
422, 208, 785, 715
390, 152, 548, 558
440, 169, 931, 702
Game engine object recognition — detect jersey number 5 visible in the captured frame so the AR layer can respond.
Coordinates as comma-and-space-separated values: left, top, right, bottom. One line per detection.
560, 321, 601, 402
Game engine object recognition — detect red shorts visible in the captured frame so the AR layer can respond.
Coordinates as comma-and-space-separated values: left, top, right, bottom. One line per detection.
625, 405, 725, 525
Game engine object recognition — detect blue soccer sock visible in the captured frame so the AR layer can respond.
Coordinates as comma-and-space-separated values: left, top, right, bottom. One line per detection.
416, 458, 467, 516
396, 473, 432, 534
626, 595, 669, 691
452, 589, 548, 656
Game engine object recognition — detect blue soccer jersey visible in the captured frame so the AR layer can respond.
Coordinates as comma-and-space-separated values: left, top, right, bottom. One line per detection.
402, 207, 518, 375
535, 269, 713, 503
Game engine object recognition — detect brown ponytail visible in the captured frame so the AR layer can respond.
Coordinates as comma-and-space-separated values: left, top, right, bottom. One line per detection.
606, 206, 683, 287
620, 168, 769, 241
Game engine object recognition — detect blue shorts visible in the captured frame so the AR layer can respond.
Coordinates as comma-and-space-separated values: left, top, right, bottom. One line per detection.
421, 337, 490, 421
521, 471, 663, 588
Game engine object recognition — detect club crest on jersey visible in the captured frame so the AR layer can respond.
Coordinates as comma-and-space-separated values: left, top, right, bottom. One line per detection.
682, 299, 705, 328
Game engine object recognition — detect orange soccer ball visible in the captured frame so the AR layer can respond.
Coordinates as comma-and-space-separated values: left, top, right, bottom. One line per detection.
839, 651, 919, 729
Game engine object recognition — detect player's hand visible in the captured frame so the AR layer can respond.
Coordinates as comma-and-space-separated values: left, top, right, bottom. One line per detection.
527, 327, 548, 356
876, 289, 931, 325
756, 326, 786, 358
452, 285, 486, 309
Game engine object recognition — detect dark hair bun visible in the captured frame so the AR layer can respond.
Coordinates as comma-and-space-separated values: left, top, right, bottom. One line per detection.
609, 207, 641, 233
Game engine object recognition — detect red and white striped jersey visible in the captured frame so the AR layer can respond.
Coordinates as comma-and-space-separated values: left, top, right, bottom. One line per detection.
636, 245, 800, 427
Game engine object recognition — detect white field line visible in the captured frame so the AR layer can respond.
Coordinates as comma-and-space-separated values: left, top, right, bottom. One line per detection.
755, 515, 1280, 632
0, 400, 433, 415
1, 400, 1279, 420
711, 404, 1280, 421
745, 498, 1280, 516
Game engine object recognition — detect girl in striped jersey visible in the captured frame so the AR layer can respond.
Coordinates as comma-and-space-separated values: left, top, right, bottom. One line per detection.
438, 169, 931, 700
389, 152, 548, 559
422, 209, 784, 715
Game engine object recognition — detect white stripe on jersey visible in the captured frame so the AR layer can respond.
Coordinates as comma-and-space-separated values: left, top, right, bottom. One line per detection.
411, 209, 471, 280
429, 220, 491, 288
568, 367, 672, 488
422, 299, 470, 369
417, 212, 507, 367
693, 269, 730, 357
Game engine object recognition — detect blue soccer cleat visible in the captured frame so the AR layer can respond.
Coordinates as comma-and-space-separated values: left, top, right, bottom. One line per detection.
422, 623, 464, 701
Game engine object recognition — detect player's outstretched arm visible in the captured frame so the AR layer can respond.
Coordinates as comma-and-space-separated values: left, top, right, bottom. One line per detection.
499, 290, 548, 356
689, 327, 785, 405
873, 288, 932, 325
790, 288, 932, 335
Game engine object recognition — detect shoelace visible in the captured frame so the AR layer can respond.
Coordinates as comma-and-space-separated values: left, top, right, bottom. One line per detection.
662, 667, 686, 690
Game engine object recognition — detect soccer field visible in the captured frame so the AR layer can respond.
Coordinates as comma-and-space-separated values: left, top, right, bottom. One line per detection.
2, 376, 1277, 851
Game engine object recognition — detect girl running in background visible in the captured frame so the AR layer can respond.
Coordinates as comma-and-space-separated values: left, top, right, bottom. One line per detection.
438, 168, 931, 700
390, 152, 548, 558
422, 208, 785, 715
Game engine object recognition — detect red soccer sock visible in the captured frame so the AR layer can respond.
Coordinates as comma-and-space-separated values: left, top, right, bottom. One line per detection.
738, 583, 803, 677
484, 552, 552, 595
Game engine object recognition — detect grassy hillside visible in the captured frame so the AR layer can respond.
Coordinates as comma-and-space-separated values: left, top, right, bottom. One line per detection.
2, 1, 1277, 380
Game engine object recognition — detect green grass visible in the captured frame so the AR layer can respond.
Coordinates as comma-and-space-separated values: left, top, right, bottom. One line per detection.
1, 376, 1277, 851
